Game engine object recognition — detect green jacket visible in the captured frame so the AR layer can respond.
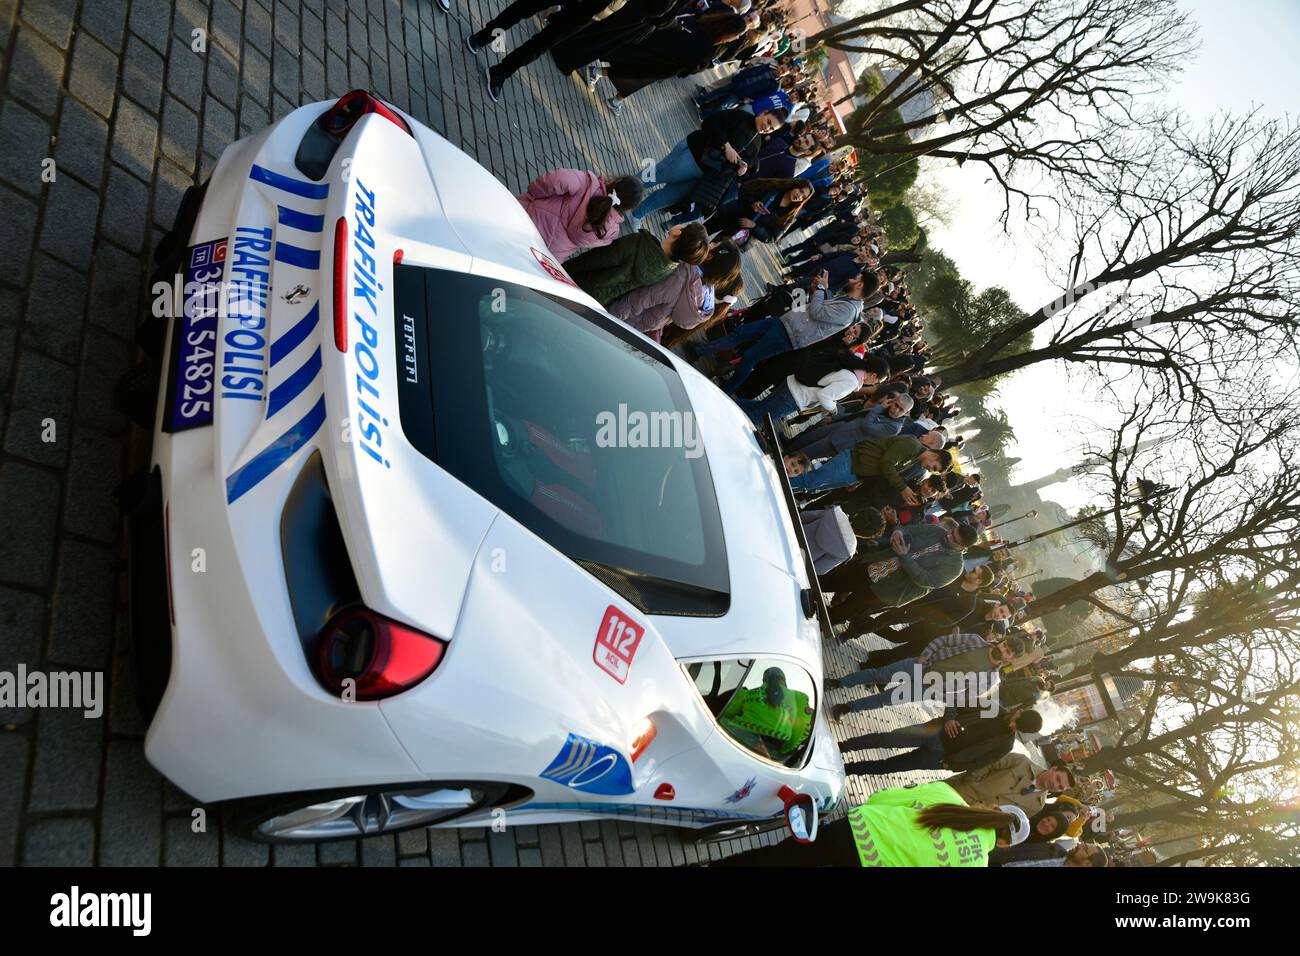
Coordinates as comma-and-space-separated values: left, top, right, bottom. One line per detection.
849, 435, 925, 489
848, 782, 994, 867
563, 229, 677, 306
859, 521, 965, 607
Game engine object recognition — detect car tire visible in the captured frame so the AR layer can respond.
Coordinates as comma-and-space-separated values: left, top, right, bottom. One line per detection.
682, 818, 788, 845
225, 781, 524, 844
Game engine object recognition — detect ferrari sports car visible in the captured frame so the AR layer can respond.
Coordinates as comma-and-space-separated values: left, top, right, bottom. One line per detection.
127, 89, 844, 843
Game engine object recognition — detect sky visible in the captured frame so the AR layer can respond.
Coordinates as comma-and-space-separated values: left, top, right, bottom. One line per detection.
925, 0, 1300, 510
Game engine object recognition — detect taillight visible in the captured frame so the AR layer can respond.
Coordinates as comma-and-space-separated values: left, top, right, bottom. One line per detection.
323, 90, 412, 136
317, 606, 446, 701
332, 217, 347, 352
629, 717, 656, 762
294, 90, 412, 179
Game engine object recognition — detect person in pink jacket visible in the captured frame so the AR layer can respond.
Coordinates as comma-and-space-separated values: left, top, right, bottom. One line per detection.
517, 169, 645, 261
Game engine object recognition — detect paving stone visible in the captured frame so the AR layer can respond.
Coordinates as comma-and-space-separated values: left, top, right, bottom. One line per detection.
0, 461, 60, 590
273, 842, 318, 866
398, 856, 430, 866
0, 734, 29, 864
47, 538, 118, 669
108, 648, 148, 737
206, 44, 240, 108
518, 847, 543, 866
165, 40, 205, 105
67, 32, 119, 119
3, 348, 76, 466
8, 26, 65, 115
0, 587, 44, 726
273, 41, 299, 99
209, 0, 244, 55
172, 0, 211, 46
62, 427, 125, 543
20, 0, 77, 49
54, 98, 111, 188
395, 826, 427, 857
77, 0, 129, 47
122, 35, 166, 116
459, 837, 490, 867
28, 706, 106, 812
111, 97, 161, 183
99, 739, 163, 865
486, 826, 517, 866
100, 163, 152, 252
75, 327, 133, 435
245, 0, 273, 55
40, 175, 100, 269
164, 816, 221, 865
89, 239, 146, 341
130, 0, 174, 54
428, 827, 461, 866
20, 253, 88, 364
160, 96, 200, 172
242, 43, 272, 106
202, 97, 236, 158
222, 832, 272, 866
0, 99, 54, 198
318, 839, 358, 865
24, 818, 95, 865
361, 835, 397, 866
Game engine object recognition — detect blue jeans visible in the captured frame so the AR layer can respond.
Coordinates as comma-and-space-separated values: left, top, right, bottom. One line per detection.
788, 449, 857, 493
636, 139, 705, 218
736, 383, 798, 428
700, 314, 793, 395
841, 658, 922, 713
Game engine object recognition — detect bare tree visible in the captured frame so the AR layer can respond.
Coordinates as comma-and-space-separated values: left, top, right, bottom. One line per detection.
1027, 391, 1300, 619
817, 0, 1197, 220
936, 113, 1300, 396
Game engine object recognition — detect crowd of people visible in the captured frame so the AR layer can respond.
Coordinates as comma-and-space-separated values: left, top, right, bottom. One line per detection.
456, 0, 1104, 868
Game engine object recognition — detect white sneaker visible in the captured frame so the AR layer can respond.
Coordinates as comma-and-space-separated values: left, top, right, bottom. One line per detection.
586, 65, 603, 91
605, 95, 624, 115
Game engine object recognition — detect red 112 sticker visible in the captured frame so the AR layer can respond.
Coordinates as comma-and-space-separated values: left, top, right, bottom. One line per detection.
594, 605, 643, 684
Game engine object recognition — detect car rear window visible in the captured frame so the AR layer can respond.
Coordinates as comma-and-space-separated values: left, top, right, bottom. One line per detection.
394, 265, 729, 616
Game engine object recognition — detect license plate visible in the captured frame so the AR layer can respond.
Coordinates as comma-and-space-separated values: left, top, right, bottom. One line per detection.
164, 238, 227, 431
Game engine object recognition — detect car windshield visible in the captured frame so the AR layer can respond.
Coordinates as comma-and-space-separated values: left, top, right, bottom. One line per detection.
684, 659, 818, 768
394, 265, 729, 616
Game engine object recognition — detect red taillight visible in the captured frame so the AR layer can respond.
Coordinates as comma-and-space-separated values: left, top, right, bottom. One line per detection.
321, 90, 412, 138
393, 248, 404, 265
333, 217, 347, 352
654, 783, 675, 801
317, 606, 446, 701
630, 717, 657, 762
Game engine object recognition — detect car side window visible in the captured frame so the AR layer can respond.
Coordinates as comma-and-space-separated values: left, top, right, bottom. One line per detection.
684, 659, 818, 768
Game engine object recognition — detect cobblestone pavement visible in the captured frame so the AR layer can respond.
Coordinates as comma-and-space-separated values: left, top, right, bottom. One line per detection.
0, 0, 934, 866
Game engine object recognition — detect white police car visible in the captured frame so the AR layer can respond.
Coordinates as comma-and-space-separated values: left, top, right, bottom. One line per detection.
127, 91, 844, 843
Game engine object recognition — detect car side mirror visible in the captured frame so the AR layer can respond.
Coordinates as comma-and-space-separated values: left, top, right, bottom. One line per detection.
779, 786, 818, 843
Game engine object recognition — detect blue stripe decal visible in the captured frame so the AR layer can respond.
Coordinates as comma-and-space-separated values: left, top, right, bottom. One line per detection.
269, 303, 319, 369
274, 242, 321, 270
267, 347, 322, 419
276, 206, 325, 233
226, 395, 327, 504
270, 302, 320, 367
249, 164, 330, 199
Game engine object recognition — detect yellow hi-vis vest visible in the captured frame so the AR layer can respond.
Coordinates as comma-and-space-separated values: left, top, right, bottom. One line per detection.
719, 688, 814, 755
847, 782, 995, 867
